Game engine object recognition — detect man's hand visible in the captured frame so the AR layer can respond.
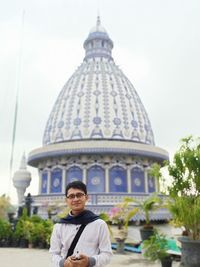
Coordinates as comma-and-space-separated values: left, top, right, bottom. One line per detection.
65, 254, 89, 267
64, 257, 73, 267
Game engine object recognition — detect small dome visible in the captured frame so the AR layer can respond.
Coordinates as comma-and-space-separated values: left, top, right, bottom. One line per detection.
83, 16, 113, 60
13, 154, 31, 185
13, 154, 32, 205
89, 16, 107, 33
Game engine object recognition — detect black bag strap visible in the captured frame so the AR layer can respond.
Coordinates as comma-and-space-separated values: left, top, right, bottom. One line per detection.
66, 224, 86, 259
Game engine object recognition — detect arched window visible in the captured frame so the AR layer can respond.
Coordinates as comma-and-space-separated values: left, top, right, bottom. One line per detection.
50, 168, 62, 193
87, 165, 105, 192
131, 167, 145, 193
109, 166, 127, 192
66, 166, 83, 185
41, 171, 48, 194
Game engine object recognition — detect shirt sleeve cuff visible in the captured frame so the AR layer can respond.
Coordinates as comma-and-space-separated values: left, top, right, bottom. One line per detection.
59, 258, 65, 267
88, 257, 96, 267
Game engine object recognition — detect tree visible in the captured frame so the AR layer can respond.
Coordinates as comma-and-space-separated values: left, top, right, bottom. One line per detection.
0, 194, 13, 220
167, 136, 200, 198
153, 136, 200, 240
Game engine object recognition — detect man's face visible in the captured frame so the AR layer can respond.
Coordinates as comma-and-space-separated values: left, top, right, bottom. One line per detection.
66, 187, 88, 215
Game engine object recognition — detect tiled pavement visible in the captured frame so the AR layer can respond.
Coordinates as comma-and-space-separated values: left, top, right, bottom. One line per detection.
0, 248, 181, 267
0, 225, 182, 267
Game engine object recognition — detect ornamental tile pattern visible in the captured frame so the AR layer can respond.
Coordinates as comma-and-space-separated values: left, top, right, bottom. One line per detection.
43, 18, 155, 146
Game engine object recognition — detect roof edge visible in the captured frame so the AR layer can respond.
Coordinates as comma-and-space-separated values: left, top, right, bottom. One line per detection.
28, 139, 169, 167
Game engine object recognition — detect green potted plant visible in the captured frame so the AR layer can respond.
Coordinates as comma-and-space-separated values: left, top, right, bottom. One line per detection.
42, 219, 54, 248
0, 219, 13, 247
142, 231, 173, 267
133, 193, 163, 241
156, 136, 200, 267
14, 217, 34, 248
101, 198, 138, 253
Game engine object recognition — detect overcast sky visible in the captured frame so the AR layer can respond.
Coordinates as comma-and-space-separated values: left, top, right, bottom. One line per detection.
1, 0, 200, 204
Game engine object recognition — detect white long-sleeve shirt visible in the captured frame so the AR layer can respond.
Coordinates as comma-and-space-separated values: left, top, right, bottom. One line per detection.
49, 219, 113, 267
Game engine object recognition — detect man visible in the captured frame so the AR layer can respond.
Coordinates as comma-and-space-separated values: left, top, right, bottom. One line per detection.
49, 181, 112, 267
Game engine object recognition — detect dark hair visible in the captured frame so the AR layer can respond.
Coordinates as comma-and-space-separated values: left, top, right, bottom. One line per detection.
65, 181, 87, 197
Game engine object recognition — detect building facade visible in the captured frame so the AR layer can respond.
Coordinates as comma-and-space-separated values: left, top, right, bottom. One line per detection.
28, 17, 169, 219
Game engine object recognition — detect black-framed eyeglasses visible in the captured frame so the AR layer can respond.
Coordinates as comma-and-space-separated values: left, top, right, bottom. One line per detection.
66, 192, 86, 200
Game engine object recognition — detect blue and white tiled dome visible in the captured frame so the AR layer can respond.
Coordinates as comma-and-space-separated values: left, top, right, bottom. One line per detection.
43, 17, 155, 146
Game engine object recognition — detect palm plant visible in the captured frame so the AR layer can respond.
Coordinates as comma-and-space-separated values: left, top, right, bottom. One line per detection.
130, 193, 163, 241
134, 193, 162, 227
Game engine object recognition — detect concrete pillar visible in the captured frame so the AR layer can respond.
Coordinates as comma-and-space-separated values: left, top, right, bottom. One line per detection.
127, 166, 131, 193
38, 170, 42, 194
155, 176, 159, 193
105, 165, 109, 193
62, 168, 66, 193
83, 166, 87, 184
144, 168, 148, 193
47, 169, 51, 194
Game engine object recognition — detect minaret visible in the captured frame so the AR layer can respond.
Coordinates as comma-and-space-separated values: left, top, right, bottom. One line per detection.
13, 153, 32, 205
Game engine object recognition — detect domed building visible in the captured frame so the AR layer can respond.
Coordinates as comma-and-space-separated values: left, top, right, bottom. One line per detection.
28, 17, 168, 219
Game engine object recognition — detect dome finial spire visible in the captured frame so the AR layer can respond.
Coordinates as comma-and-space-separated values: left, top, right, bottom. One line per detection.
96, 14, 101, 28
83, 17, 113, 61
20, 151, 27, 169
